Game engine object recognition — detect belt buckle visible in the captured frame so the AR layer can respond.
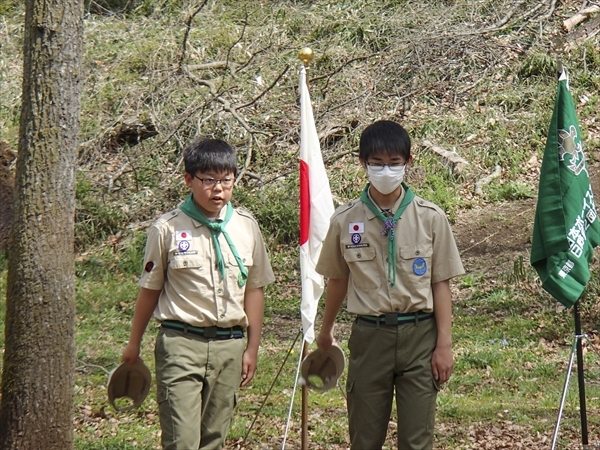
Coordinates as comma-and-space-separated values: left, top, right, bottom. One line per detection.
384, 313, 398, 325
204, 327, 217, 338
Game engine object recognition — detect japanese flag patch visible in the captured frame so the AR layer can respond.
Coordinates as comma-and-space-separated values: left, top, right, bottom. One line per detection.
348, 222, 364, 233
176, 230, 192, 241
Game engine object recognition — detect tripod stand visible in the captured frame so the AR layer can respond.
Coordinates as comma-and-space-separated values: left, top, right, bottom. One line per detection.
551, 303, 590, 450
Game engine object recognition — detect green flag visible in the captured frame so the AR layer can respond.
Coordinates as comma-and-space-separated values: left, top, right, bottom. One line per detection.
530, 71, 600, 308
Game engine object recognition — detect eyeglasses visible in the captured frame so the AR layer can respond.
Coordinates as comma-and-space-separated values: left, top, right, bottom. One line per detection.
366, 162, 406, 172
193, 174, 235, 188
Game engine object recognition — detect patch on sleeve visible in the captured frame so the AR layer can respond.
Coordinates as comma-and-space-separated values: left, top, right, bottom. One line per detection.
145, 261, 155, 273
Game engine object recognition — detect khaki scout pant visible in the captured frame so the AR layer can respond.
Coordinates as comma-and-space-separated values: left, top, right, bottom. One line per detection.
155, 327, 245, 450
346, 317, 439, 450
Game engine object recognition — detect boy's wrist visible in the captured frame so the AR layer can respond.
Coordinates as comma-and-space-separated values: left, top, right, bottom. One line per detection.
244, 344, 259, 355
320, 320, 336, 333
435, 339, 452, 350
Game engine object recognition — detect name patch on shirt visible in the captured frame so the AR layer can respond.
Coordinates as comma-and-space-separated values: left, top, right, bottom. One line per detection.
345, 243, 370, 249
174, 250, 198, 256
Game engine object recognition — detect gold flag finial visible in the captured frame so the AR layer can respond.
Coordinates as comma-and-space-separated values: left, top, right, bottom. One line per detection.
299, 47, 314, 66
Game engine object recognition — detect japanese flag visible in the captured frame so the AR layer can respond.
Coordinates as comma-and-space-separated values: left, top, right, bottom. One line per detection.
299, 65, 335, 344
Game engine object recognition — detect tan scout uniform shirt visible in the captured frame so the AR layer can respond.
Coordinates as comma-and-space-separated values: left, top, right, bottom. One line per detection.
316, 187, 464, 315
139, 205, 275, 328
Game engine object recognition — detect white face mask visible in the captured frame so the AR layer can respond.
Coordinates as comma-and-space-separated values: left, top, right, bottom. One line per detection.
367, 165, 406, 195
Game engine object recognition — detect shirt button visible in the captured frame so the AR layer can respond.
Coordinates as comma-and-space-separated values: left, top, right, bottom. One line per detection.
220, 313, 225, 319
183, 261, 188, 267
357, 253, 361, 258
415, 250, 420, 255
217, 288, 223, 294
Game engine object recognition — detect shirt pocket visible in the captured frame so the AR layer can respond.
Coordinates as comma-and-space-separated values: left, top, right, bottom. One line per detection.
343, 246, 380, 289
169, 257, 205, 270
227, 252, 253, 288
398, 244, 433, 287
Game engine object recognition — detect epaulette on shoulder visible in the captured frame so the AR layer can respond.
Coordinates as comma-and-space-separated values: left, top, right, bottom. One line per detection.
154, 209, 181, 226
236, 207, 259, 223
414, 197, 444, 214
331, 199, 360, 219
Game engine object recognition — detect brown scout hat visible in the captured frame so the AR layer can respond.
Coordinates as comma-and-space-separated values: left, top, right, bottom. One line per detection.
107, 360, 152, 411
300, 344, 346, 391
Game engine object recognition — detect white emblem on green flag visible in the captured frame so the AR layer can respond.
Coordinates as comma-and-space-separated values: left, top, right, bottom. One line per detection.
530, 70, 600, 308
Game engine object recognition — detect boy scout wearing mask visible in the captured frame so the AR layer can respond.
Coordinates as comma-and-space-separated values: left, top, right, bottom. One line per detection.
316, 120, 464, 450
122, 138, 275, 450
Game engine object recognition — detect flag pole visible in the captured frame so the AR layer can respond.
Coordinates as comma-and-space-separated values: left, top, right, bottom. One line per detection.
573, 300, 589, 446
301, 341, 309, 450
556, 51, 588, 446
299, 46, 315, 450
298, 45, 334, 450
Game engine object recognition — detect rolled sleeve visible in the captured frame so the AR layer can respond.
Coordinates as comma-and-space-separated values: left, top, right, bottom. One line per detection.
246, 221, 276, 289
430, 212, 465, 284
139, 224, 167, 291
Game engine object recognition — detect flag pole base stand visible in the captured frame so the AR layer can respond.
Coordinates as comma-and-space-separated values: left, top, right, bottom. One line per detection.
551, 333, 590, 450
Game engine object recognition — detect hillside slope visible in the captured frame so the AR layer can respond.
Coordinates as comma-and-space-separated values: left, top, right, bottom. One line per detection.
1, 0, 598, 252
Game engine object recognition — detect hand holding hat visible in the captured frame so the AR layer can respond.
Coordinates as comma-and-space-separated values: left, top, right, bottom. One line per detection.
300, 344, 346, 391
107, 360, 152, 411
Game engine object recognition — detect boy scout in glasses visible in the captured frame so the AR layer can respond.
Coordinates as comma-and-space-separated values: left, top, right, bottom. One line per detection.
122, 137, 275, 450
316, 120, 464, 449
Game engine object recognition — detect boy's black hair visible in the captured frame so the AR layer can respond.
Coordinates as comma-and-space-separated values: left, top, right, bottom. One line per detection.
359, 120, 411, 161
183, 138, 238, 176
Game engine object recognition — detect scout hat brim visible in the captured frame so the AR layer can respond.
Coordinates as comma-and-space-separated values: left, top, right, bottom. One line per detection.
300, 345, 346, 391
107, 360, 152, 411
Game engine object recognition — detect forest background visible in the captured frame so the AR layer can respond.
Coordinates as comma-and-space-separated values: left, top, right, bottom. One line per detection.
1, 0, 600, 448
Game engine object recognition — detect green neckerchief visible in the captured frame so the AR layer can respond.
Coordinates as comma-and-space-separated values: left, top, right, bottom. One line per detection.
360, 183, 415, 287
179, 194, 248, 287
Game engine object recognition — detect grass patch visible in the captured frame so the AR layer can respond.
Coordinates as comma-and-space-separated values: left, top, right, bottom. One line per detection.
4, 249, 600, 448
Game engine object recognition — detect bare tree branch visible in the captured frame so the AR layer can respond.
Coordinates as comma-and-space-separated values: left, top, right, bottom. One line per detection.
237, 65, 290, 110
178, 0, 209, 73
309, 54, 374, 84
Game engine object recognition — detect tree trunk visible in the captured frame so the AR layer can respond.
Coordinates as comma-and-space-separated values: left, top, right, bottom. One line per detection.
0, 1, 83, 449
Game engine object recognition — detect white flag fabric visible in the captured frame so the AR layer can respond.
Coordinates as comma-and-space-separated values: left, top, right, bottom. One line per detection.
299, 65, 335, 344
